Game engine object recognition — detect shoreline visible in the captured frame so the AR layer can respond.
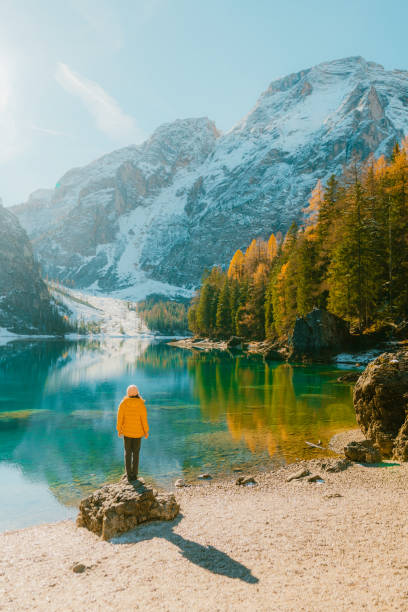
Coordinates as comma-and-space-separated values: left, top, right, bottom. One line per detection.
168, 336, 403, 366
2, 429, 408, 610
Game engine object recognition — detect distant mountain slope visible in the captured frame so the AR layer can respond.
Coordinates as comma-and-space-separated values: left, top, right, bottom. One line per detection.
0, 204, 67, 334
12, 57, 408, 298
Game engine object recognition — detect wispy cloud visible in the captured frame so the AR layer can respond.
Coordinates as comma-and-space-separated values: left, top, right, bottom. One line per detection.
31, 124, 68, 137
55, 62, 144, 143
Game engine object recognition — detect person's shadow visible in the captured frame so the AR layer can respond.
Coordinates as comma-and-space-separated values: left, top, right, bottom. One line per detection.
112, 514, 259, 584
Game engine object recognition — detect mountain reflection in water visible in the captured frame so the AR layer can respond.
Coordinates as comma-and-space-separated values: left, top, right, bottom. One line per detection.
0, 339, 356, 530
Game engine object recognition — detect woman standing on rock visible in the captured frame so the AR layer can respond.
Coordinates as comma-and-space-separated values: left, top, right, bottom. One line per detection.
117, 385, 149, 481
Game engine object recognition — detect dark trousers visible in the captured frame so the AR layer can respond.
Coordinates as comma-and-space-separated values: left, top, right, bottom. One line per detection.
124, 436, 142, 480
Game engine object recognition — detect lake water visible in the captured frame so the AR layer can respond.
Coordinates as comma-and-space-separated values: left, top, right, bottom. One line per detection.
0, 338, 357, 531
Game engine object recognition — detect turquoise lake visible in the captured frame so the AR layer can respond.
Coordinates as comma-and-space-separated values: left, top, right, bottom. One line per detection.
0, 338, 357, 532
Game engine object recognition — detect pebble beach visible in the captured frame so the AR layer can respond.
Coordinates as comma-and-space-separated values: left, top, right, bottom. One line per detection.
1, 430, 408, 611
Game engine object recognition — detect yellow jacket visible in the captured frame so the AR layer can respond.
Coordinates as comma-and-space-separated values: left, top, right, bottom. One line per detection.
116, 396, 149, 438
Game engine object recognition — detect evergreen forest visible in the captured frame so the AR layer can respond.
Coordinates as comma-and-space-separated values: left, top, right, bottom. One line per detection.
188, 141, 408, 339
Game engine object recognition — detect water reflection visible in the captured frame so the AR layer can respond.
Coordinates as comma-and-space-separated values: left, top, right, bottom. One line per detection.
188, 352, 353, 461
0, 339, 356, 531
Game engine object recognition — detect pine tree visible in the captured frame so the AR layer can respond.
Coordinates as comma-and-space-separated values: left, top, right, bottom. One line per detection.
229, 279, 241, 335
228, 249, 245, 279
267, 233, 278, 260
216, 277, 232, 337
196, 281, 214, 334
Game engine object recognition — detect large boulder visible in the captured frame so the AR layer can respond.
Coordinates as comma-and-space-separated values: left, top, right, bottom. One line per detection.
77, 477, 180, 540
288, 308, 351, 360
353, 351, 408, 459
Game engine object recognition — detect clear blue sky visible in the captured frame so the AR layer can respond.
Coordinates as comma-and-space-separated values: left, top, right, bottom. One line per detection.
1, 0, 408, 205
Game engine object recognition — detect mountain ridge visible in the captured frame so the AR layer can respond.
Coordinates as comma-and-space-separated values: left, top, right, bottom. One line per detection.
12, 56, 408, 299
0, 204, 69, 334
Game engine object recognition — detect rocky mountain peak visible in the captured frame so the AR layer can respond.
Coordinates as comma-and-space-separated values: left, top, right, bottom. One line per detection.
11, 57, 408, 298
141, 117, 220, 169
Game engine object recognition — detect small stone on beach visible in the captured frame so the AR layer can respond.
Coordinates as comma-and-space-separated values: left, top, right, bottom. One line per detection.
324, 458, 351, 473
198, 473, 212, 479
235, 476, 257, 486
175, 479, 186, 488
307, 474, 325, 483
72, 563, 86, 574
286, 469, 310, 482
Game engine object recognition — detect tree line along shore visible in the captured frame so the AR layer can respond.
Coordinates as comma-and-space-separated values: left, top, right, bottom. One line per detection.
188, 141, 408, 343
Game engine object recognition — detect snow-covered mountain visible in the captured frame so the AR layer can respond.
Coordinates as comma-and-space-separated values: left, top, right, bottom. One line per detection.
12, 57, 408, 298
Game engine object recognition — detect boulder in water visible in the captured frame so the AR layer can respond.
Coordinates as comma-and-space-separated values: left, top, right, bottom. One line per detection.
288, 308, 351, 361
77, 477, 180, 540
226, 336, 245, 350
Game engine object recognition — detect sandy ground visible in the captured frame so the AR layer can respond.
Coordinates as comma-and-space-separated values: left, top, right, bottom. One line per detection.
1, 431, 408, 612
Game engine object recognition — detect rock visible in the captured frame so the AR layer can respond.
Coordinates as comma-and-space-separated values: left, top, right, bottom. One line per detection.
72, 563, 86, 574
344, 440, 381, 463
353, 351, 408, 458
393, 418, 408, 461
226, 336, 244, 350
307, 474, 324, 483
263, 346, 287, 362
235, 476, 256, 486
286, 469, 310, 482
76, 479, 179, 540
324, 493, 343, 499
324, 458, 351, 473
175, 479, 186, 488
337, 372, 360, 383
395, 321, 408, 339
288, 308, 352, 360
232, 467, 243, 473
198, 473, 212, 480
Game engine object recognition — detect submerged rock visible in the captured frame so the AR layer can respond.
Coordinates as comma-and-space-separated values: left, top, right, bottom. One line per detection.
344, 440, 381, 463
353, 351, 408, 459
77, 478, 179, 540
337, 372, 360, 383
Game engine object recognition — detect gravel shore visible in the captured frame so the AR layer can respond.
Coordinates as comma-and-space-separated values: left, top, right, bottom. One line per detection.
1, 430, 408, 611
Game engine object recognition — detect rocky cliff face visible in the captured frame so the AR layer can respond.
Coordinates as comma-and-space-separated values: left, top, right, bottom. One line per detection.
12, 57, 408, 298
0, 204, 65, 334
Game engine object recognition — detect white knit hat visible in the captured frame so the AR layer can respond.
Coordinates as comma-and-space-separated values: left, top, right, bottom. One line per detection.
127, 384, 139, 397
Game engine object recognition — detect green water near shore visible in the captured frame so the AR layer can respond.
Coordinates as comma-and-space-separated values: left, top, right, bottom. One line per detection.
0, 338, 357, 531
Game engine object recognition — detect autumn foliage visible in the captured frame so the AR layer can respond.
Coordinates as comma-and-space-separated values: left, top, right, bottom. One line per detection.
188, 140, 408, 339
